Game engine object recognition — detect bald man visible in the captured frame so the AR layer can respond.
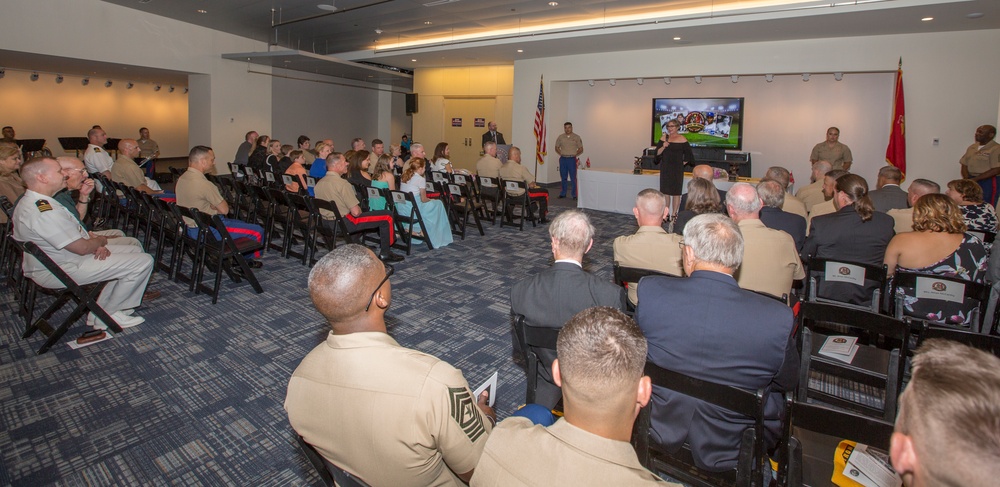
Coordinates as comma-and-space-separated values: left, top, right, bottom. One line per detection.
111, 138, 170, 197
285, 244, 494, 486
613, 188, 684, 306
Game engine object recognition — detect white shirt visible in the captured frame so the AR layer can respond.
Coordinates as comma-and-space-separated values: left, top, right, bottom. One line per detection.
13, 189, 91, 277
83, 144, 114, 174
400, 173, 426, 199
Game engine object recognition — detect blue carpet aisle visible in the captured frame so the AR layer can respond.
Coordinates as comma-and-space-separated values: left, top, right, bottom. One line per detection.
0, 205, 632, 486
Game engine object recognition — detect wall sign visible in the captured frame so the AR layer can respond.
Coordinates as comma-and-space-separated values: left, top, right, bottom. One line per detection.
474, 118, 486, 127
452, 118, 462, 127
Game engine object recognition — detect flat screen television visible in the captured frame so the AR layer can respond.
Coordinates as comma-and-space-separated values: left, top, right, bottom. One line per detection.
651, 97, 744, 150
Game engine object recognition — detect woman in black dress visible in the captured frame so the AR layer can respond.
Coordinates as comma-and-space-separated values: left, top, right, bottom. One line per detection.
655, 119, 696, 219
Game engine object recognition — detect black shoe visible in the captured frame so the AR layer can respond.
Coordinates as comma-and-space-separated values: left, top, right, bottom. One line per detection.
244, 259, 264, 269
380, 251, 404, 263
557, 195, 566, 199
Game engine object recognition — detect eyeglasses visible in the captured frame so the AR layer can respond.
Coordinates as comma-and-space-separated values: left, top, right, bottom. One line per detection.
365, 264, 394, 312
62, 167, 87, 175
678, 240, 686, 250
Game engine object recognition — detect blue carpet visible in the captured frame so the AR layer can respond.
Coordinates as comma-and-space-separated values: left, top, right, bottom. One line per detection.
0, 205, 632, 486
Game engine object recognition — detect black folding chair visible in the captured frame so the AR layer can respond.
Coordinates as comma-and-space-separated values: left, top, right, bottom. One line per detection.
511, 313, 561, 406
890, 270, 994, 334
476, 175, 501, 225
918, 325, 1000, 358
612, 261, 682, 312
804, 256, 888, 313
389, 190, 433, 254
445, 181, 485, 239
500, 179, 536, 230
191, 210, 265, 304
17, 240, 124, 354
294, 435, 371, 487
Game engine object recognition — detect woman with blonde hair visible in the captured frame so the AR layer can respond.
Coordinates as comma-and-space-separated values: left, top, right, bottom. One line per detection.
0, 145, 25, 223
884, 193, 987, 325
399, 158, 453, 248
368, 154, 396, 211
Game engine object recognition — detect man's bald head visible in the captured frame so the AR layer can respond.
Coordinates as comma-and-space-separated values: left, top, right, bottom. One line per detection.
308, 244, 388, 330
633, 188, 668, 226
725, 182, 762, 219
692, 164, 714, 180
21, 157, 66, 194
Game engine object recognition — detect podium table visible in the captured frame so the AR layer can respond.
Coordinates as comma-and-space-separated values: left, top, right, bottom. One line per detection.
577, 168, 755, 215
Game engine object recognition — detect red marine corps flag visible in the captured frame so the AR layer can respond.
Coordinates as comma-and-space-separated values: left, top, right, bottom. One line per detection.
885, 58, 906, 176
533, 76, 547, 172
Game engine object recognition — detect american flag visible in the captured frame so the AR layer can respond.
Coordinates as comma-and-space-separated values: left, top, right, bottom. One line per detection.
533, 76, 546, 165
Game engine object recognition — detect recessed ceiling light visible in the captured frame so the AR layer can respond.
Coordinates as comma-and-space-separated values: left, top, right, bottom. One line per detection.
921, 16, 933, 21
374, 28, 383, 34
424, 21, 433, 25
548, 2, 558, 6
317, 4, 337, 11
411, 59, 417, 62
967, 12, 984, 19
673, 36, 681, 40
196, 9, 207, 14
517, 49, 523, 53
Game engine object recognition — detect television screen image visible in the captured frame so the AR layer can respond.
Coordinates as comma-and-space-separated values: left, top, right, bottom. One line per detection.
652, 97, 744, 150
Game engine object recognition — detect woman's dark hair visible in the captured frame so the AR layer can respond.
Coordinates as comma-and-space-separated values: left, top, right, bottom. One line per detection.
685, 177, 722, 214
835, 173, 875, 222
346, 150, 370, 180
432, 142, 448, 162
255, 135, 270, 149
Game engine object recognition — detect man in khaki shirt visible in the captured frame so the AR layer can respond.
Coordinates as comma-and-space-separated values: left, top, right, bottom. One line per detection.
806, 169, 849, 233
499, 146, 549, 221
472, 307, 671, 486
887, 178, 940, 234
286, 245, 495, 486
796, 160, 832, 213
613, 188, 683, 306
111, 138, 171, 197
727, 183, 804, 301
554, 122, 583, 199
959, 124, 1000, 206
476, 141, 502, 179
810, 127, 853, 171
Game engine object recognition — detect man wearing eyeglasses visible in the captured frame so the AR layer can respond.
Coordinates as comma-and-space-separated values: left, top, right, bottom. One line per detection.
286, 244, 495, 486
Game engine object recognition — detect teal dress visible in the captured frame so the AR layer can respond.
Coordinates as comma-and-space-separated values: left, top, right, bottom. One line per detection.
369, 179, 388, 211
398, 174, 453, 249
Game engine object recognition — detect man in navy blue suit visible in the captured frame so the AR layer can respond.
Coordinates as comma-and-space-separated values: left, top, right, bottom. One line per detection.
636, 213, 798, 472
757, 179, 807, 251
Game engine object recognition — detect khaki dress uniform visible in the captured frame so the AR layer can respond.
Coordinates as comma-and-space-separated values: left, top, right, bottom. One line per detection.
285, 332, 492, 487
613, 227, 684, 306
809, 142, 852, 171
736, 219, 805, 302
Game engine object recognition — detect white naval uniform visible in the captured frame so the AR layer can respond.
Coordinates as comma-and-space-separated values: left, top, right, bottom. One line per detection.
83, 144, 114, 175
13, 190, 154, 314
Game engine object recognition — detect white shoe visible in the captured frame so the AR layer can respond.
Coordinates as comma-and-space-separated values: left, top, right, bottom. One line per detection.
87, 311, 145, 330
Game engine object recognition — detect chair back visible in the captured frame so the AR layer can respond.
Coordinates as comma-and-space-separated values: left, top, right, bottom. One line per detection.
512, 313, 560, 405
805, 256, 888, 313
632, 361, 768, 487
919, 325, 1000, 358
890, 270, 992, 334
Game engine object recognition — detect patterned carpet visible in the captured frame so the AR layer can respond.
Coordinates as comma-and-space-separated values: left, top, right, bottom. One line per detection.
0, 204, 634, 486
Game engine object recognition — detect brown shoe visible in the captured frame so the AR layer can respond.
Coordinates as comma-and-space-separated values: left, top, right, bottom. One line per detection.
143, 290, 162, 302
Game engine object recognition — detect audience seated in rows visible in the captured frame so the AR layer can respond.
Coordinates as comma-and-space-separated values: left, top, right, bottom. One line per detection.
891, 339, 1000, 486
727, 182, 804, 301
472, 307, 672, 486
805, 168, 848, 231
888, 178, 940, 234
13, 157, 155, 329
430, 142, 455, 173
612, 189, 683, 307
869, 165, 908, 213
511, 210, 625, 409
673, 176, 722, 235
313, 152, 403, 263
499, 146, 550, 222
285, 244, 494, 486
795, 160, 831, 213
476, 142, 502, 180
308, 142, 334, 180
636, 213, 798, 472
884, 193, 988, 326
757, 178, 807, 251
764, 166, 808, 219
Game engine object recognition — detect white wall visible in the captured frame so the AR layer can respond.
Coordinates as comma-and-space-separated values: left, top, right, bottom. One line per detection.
514, 29, 1000, 191
270, 75, 381, 155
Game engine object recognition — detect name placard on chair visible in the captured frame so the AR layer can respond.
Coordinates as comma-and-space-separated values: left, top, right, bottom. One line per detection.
915, 277, 965, 304
454, 174, 467, 184
306, 177, 316, 187
824, 262, 866, 286
367, 187, 381, 199
265, 172, 275, 182
281, 174, 294, 185
425, 182, 435, 192
506, 181, 520, 191
449, 184, 461, 196
392, 192, 407, 203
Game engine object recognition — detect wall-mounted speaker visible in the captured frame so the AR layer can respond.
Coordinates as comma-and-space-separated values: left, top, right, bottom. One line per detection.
405, 93, 418, 115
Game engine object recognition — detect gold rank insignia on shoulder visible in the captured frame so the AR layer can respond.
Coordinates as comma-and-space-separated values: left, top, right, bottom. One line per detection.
35, 199, 53, 212
94, 147, 102, 152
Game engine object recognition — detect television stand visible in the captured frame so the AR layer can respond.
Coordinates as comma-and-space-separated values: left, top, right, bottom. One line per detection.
692, 148, 751, 181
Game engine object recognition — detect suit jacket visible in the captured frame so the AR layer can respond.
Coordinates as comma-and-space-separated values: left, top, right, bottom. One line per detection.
801, 205, 895, 306
510, 261, 625, 408
482, 131, 506, 146
636, 271, 798, 471
759, 206, 807, 251
869, 185, 908, 213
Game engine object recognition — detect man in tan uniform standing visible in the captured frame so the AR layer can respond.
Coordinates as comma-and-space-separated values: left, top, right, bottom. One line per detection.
726, 183, 804, 302
810, 127, 852, 171
286, 244, 495, 486
960, 124, 1000, 206
554, 122, 583, 199
613, 188, 683, 307
472, 306, 672, 486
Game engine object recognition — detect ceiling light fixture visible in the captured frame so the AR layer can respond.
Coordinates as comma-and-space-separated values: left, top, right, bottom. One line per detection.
0, 69, 5, 80
81, 77, 89, 86
588, 80, 594, 87
802, 73, 810, 82
609, 79, 616, 86
673, 36, 681, 41
374, 28, 383, 34
731, 75, 739, 83
197, 9, 207, 14
921, 16, 933, 21
636, 78, 644, 85
834, 72, 844, 81
967, 12, 984, 19
184, 87, 189, 94
764, 74, 774, 83
317, 4, 338, 12
30, 72, 39, 82
154, 84, 161, 91
126, 81, 134, 89
411, 59, 417, 62
105, 80, 113, 88
663, 77, 670, 85
424, 21, 432, 25
516, 49, 523, 53
55, 75, 63, 84
168, 85, 175, 92
694, 76, 702, 84
548, 1, 559, 6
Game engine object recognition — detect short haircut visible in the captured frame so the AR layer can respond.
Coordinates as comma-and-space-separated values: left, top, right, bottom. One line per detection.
827, 126, 840, 134
549, 209, 595, 257
297, 135, 310, 146
117, 139, 135, 151
20, 157, 58, 184
878, 165, 902, 182
281, 144, 293, 155
825, 169, 849, 182
725, 182, 762, 215
509, 146, 521, 159
483, 141, 496, 151
635, 188, 666, 217
410, 143, 423, 153
912, 193, 966, 233
896, 339, 1000, 486
683, 213, 743, 269
910, 178, 940, 195
288, 149, 306, 162
557, 306, 647, 401
325, 152, 345, 169
308, 244, 383, 323
139, 127, 148, 133
87, 128, 102, 139
351, 137, 364, 149
564, 122, 573, 127
764, 166, 791, 188
756, 179, 786, 208
948, 179, 983, 203
2, 126, 13, 132
371, 138, 383, 146
812, 160, 832, 176
314, 142, 331, 154
245, 131, 257, 140
188, 145, 213, 164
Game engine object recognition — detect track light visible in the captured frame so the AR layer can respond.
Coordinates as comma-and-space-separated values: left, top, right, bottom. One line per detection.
183, 87, 189, 94
765, 74, 774, 83
104, 80, 113, 88
694, 76, 702, 84
168, 85, 175, 93
731, 75, 739, 84
126, 82, 134, 89
663, 77, 670, 85
834, 72, 844, 81
609, 79, 616, 86
636, 78, 644, 85
588, 79, 594, 87
55, 75, 63, 84
802, 73, 810, 82
81, 77, 89, 86
0, 69, 5, 79
154, 84, 161, 91
30, 72, 39, 82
